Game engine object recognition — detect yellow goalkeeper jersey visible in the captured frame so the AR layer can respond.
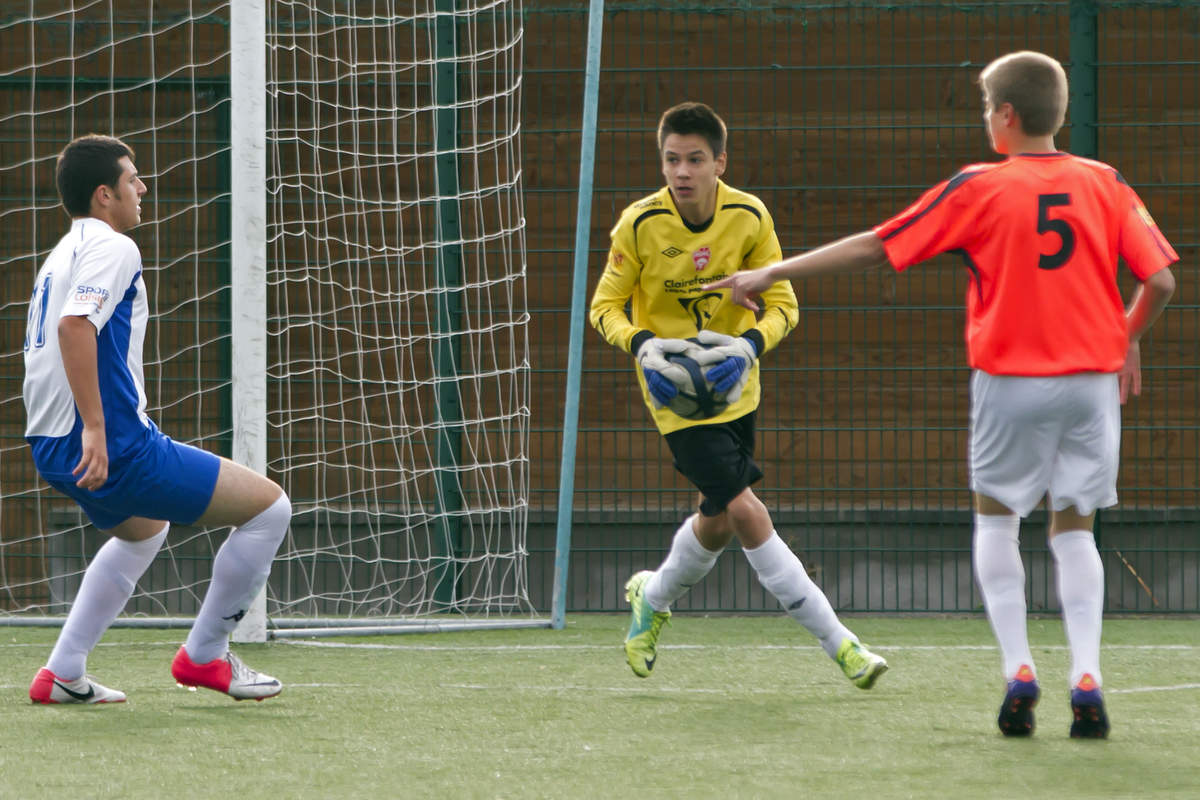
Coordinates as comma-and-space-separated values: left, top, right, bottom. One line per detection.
589, 180, 799, 434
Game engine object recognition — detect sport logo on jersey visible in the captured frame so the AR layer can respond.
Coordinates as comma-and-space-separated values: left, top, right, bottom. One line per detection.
677, 292, 723, 329
73, 284, 110, 312
608, 250, 625, 275
661, 246, 684, 258
692, 247, 711, 271
1135, 203, 1160, 229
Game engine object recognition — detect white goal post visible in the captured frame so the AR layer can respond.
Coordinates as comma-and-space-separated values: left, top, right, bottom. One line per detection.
0, 0, 546, 638
229, 0, 269, 642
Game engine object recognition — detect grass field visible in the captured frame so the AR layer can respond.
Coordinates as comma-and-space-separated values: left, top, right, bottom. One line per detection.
1, 615, 1197, 799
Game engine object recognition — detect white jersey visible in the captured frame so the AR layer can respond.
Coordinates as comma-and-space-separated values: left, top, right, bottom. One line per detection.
23, 217, 150, 459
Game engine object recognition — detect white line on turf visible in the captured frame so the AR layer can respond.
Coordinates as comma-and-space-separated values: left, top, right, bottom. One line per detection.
438, 683, 1200, 695
287, 683, 364, 688
0, 641, 180, 649
438, 683, 780, 694
277, 641, 1198, 652
0, 640, 1195, 654
3, 681, 1194, 695
1108, 683, 1200, 695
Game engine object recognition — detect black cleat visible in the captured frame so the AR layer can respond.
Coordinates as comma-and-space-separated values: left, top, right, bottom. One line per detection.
998, 664, 1040, 737
1069, 674, 1110, 739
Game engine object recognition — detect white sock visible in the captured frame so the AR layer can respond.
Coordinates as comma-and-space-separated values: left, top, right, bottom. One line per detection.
643, 515, 721, 612
185, 494, 291, 664
47, 523, 169, 679
1050, 529, 1105, 687
743, 532, 853, 658
973, 513, 1034, 679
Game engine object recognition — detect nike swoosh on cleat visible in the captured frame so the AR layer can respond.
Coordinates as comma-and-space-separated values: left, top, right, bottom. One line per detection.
53, 679, 95, 702
645, 655, 656, 670
788, 597, 806, 610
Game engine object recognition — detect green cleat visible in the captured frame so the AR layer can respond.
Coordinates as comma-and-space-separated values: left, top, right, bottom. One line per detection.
836, 638, 888, 689
624, 570, 670, 677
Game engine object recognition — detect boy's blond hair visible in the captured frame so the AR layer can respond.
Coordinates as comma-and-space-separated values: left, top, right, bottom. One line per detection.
979, 51, 1068, 137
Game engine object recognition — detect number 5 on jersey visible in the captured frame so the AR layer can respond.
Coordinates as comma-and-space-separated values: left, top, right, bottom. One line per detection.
1037, 193, 1075, 270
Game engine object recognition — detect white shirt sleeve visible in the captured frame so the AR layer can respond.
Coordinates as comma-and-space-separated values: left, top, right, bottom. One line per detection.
58, 231, 142, 333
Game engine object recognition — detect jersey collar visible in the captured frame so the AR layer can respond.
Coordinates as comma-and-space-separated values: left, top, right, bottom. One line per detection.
667, 179, 724, 234
71, 216, 117, 233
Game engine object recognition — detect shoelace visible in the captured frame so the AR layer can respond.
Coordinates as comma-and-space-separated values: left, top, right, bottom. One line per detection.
840, 643, 867, 672
226, 652, 254, 683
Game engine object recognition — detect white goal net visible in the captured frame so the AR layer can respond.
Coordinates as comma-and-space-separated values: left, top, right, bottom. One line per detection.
0, 0, 533, 632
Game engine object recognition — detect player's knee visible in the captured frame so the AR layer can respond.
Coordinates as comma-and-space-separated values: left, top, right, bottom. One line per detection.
723, 489, 768, 534
238, 491, 291, 548
264, 491, 292, 527
1048, 506, 1095, 538
245, 489, 290, 529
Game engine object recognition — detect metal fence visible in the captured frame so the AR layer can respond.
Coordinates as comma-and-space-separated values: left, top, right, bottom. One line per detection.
2, 2, 1196, 616
524, 1, 1200, 613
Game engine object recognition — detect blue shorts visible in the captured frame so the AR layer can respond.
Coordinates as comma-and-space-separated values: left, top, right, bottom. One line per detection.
31, 422, 221, 531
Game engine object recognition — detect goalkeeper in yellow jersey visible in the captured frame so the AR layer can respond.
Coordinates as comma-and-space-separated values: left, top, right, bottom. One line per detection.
589, 102, 887, 689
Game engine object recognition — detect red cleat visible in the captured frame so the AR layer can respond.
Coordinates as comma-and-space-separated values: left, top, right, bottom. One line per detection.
170, 646, 282, 701
30, 666, 126, 704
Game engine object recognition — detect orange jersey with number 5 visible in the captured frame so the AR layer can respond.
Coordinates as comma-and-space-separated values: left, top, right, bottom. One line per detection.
873, 153, 1178, 375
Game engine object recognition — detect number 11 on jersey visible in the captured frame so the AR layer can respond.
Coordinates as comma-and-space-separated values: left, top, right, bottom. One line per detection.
25, 273, 52, 351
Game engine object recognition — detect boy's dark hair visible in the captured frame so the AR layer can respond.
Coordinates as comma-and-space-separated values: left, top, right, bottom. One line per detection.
657, 102, 727, 158
56, 134, 135, 217
979, 51, 1068, 137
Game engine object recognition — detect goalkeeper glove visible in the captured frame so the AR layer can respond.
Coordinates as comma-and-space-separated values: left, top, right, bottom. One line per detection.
695, 329, 759, 403
635, 336, 696, 408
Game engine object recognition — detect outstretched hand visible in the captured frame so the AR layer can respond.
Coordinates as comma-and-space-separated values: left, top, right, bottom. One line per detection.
703, 267, 774, 311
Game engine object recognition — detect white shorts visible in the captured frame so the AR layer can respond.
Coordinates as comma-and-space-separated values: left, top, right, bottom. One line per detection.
968, 370, 1120, 517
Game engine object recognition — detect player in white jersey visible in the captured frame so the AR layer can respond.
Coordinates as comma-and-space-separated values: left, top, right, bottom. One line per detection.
23, 134, 290, 704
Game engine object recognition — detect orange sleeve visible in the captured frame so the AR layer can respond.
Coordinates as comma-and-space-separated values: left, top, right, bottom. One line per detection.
873, 168, 988, 271
1116, 182, 1179, 279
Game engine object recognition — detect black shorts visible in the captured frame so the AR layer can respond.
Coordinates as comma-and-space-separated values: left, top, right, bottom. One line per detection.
664, 412, 763, 517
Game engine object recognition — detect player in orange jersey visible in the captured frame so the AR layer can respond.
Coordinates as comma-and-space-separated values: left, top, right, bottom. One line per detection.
706, 51, 1177, 739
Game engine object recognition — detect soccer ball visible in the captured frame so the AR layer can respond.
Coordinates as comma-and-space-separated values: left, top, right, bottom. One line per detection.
665, 341, 730, 420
